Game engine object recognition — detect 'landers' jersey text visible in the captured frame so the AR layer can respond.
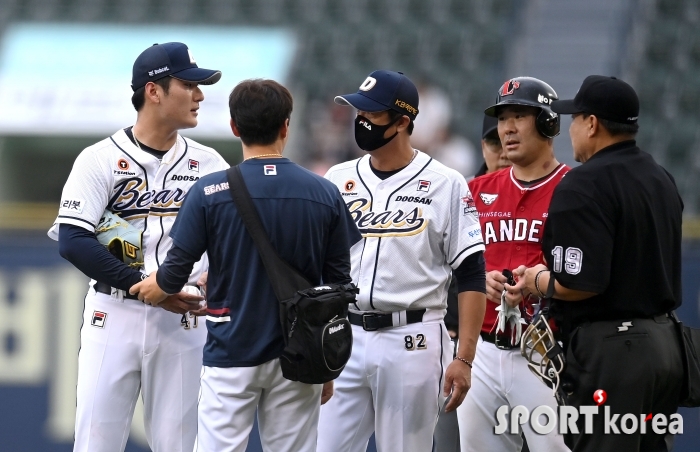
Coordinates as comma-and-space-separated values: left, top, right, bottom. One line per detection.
482, 218, 543, 245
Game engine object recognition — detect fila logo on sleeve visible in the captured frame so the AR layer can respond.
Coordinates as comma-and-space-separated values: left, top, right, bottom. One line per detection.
264, 165, 277, 176
417, 180, 431, 192
188, 159, 199, 172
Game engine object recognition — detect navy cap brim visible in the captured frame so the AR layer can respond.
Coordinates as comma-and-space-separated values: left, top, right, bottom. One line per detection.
482, 125, 498, 139
550, 99, 581, 114
171, 67, 222, 85
334, 93, 389, 112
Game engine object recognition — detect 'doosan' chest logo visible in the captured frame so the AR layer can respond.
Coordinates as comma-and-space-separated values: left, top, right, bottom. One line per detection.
346, 198, 428, 237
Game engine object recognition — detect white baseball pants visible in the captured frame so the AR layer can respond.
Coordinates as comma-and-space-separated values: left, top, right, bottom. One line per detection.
317, 321, 452, 452
457, 336, 569, 452
73, 289, 206, 452
195, 359, 323, 452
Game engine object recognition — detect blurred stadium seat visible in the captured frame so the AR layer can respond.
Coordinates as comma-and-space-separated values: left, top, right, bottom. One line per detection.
625, 0, 700, 214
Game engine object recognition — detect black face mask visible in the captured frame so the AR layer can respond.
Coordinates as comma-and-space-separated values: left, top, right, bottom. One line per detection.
354, 115, 400, 152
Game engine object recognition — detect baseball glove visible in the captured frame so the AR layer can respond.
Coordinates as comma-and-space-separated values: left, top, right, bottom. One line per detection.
95, 210, 144, 268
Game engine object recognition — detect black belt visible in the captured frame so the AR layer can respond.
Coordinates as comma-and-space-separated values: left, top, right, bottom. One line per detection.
94, 281, 139, 300
480, 331, 517, 350
348, 309, 426, 331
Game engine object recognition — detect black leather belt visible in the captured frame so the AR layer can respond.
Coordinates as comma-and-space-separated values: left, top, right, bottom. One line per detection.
348, 309, 425, 331
94, 281, 139, 300
480, 331, 517, 350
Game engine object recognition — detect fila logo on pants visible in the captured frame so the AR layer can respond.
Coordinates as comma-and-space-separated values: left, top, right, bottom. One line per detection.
91, 311, 107, 328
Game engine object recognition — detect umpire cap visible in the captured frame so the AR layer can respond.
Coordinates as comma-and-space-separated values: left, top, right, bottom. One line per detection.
551, 75, 639, 124
132, 42, 222, 91
484, 77, 560, 138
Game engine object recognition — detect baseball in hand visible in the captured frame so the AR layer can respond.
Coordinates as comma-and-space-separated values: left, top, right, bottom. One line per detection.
181, 285, 205, 307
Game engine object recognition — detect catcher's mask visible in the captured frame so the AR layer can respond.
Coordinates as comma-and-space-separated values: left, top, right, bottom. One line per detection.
520, 313, 566, 402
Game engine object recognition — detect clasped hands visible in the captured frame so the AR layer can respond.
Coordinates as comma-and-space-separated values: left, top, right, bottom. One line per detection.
129, 272, 207, 316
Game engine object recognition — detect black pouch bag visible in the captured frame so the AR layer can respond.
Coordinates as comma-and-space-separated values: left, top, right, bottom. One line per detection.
279, 283, 357, 383
670, 311, 700, 407
227, 166, 358, 384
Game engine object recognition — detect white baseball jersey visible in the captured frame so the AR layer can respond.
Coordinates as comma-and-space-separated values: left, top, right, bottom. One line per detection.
48, 128, 228, 283
319, 150, 483, 452
47, 128, 228, 452
324, 150, 485, 314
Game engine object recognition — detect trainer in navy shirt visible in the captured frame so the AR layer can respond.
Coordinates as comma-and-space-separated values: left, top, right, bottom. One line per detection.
155, 158, 361, 367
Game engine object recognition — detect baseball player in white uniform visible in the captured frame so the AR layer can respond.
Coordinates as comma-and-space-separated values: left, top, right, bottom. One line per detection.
47, 42, 228, 452
317, 70, 487, 452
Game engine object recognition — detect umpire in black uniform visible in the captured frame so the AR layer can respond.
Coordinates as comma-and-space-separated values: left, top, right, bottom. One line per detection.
510, 75, 684, 452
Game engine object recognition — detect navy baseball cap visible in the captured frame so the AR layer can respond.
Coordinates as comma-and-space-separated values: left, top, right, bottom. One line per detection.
131, 42, 222, 91
482, 115, 498, 139
551, 75, 639, 124
335, 70, 419, 120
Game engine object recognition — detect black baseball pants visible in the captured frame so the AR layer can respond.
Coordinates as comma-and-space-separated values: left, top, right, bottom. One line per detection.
561, 315, 683, 452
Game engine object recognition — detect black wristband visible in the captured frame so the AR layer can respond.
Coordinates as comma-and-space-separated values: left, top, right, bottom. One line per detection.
545, 271, 556, 298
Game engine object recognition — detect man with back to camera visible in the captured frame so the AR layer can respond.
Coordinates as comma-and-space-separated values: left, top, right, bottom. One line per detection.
457, 77, 570, 452
316, 70, 487, 452
510, 75, 684, 452
47, 42, 228, 451
131, 78, 362, 452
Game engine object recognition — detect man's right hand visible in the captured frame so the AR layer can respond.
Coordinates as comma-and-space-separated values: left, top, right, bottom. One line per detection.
157, 292, 204, 315
486, 270, 507, 304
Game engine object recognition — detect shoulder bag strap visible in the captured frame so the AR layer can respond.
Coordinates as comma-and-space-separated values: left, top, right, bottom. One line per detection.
226, 165, 311, 301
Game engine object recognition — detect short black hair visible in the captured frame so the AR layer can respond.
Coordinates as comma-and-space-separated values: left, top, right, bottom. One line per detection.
229, 79, 293, 146
387, 109, 414, 135
131, 77, 172, 111
582, 113, 639, 137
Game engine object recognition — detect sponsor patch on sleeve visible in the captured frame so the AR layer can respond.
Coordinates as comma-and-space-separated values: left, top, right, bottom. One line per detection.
59, 198, 86, 214
462, 193, 477, 217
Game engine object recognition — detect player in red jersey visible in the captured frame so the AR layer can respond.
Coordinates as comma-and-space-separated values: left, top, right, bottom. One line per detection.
456, 77, 570, 452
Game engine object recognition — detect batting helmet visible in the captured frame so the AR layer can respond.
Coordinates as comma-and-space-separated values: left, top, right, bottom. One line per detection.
484, 77, 560, 139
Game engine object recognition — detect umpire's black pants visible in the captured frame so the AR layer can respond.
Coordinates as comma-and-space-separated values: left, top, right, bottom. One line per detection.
561, 315, 683, 452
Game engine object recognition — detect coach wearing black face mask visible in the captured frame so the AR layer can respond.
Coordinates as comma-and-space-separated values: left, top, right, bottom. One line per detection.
317, 70, 487, 452
335, 70, 419, 174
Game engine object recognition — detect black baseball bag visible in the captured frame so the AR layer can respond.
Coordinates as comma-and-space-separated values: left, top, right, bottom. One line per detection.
227, 166, 357, 384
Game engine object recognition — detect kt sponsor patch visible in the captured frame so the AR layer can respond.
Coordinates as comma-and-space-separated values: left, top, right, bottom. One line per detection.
91, 310, 107, 328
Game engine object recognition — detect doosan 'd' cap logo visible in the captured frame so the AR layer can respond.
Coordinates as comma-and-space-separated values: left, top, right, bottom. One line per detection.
359, 76, 377, 91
